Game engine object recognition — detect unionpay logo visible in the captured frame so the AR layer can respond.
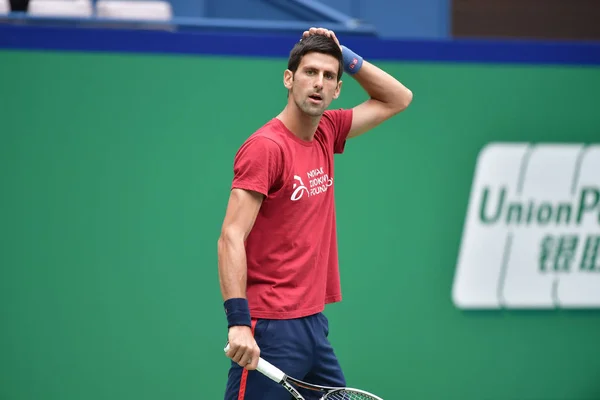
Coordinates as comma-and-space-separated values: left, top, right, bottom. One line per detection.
453, 143, 600, 309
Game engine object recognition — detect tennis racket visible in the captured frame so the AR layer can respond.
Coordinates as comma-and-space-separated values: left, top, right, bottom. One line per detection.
224, 344, 384, 399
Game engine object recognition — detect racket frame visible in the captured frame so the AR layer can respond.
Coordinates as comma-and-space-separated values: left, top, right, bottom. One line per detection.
224, 344, 383, 399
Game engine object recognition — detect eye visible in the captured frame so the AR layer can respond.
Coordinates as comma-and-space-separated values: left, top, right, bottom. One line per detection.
325, 73, 334, 80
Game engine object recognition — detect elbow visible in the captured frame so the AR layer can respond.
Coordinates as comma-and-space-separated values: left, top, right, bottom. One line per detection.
383, 88, 412, 117
217, 229, 233, 262
396, 88, 413, 113
217, 234, 226, 255
218, 226, 245, 253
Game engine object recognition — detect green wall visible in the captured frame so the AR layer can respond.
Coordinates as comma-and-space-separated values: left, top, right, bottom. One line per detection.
1, 50, 599, 400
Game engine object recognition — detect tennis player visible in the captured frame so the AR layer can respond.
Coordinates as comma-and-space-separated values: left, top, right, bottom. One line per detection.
218, 27, 412, 399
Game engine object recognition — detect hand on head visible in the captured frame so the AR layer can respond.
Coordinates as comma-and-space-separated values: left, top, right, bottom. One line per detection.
302, 27, 342, 51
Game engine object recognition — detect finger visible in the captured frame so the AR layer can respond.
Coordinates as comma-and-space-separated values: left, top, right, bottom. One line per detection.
237, 351, 254, 368
230, 346, 246, 364
246, 359, 258, 370
224, 343, 237, 359
247, 348, 260, 370
330, 31, 340, 46
237, 355, 251, 368
309, 27, 318, 35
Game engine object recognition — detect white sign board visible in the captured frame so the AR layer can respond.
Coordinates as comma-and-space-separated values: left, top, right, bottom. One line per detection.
453, 143, 600, 309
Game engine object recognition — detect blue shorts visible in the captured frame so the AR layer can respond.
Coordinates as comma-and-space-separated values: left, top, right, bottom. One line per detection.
224, 312, 345, 400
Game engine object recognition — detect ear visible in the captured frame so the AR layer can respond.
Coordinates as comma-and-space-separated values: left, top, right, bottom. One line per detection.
332, 80, 343, 100
283, 69, 294, 90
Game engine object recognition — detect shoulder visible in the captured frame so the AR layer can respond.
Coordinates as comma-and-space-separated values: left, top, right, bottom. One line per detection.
316, 109, 354, 152
318, 108, 354, 138
235, 134, 283, 165
233, 122, 289, 179
320, 108, 353, 128
238, 120, 286, 154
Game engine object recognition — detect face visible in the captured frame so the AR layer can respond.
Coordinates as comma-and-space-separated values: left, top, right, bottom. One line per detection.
284, 52, 342, 117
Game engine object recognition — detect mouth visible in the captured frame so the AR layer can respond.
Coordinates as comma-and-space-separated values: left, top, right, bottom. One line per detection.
308, 94, 323, 103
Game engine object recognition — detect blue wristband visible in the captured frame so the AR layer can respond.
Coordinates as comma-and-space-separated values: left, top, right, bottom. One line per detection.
224, 298, 251, 328
341, 45, 363, 75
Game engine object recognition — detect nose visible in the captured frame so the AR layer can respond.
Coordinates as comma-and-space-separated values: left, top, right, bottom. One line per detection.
313, 73, 324, 90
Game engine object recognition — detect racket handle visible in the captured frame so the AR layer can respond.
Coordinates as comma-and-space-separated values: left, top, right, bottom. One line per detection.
224, 344, 286, 383
256, 357, 285, 383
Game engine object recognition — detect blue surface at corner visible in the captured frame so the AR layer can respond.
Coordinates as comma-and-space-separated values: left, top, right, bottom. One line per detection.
1, 23, 600, 65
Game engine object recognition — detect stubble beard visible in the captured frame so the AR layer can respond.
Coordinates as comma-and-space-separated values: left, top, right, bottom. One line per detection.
295, 96, 327, 117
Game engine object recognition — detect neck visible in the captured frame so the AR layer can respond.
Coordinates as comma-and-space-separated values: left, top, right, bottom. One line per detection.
276, 103, 320, 142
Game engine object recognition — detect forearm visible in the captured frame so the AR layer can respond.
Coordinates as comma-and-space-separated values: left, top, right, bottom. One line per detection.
217, 232, 247, 301
352, 59, 413, 110
354, 60, 411, 103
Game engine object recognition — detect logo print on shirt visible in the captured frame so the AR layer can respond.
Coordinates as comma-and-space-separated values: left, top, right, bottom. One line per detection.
290, 167, 333, 201
291, 175, 310, 201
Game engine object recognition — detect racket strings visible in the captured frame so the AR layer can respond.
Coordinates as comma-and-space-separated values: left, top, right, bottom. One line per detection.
323, 390, 379, 400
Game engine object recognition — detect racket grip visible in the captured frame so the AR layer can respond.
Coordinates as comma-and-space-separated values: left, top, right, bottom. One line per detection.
256, 357, 285, 383
224, 344, 285, 383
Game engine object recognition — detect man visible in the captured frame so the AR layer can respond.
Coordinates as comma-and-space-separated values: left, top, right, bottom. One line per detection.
218, 27, 412, 399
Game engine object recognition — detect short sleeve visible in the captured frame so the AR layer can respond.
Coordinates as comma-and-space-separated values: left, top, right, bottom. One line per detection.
321, 108, 353, 154
231, 136, 283, 197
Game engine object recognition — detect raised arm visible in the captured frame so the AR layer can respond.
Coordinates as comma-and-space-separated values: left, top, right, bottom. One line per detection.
346, 59, 413, 138
218, 187, 263, 370
302, 27, 413, 138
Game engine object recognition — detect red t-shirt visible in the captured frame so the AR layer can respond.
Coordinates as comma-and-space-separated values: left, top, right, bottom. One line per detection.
231, 108, 353, 320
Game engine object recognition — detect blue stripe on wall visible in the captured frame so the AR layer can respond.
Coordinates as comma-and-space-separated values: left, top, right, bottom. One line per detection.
1, 24, 600, 65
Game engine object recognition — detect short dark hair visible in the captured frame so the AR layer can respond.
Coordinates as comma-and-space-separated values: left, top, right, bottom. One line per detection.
287, 35, 343, 81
